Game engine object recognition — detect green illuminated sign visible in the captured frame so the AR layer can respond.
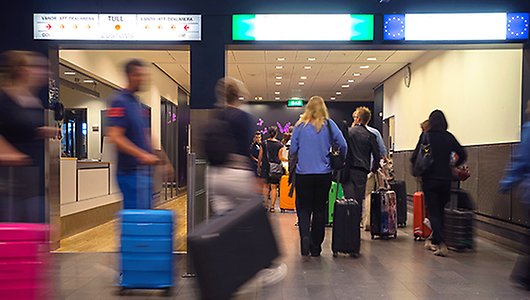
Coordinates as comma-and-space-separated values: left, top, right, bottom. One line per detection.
287, 99, 304, 107
233, 14, 374, 41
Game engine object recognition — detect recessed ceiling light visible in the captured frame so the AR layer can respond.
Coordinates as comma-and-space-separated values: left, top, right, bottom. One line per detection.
360, 65, 370, 69
367, 58, 377, 61
342, 84, 350, 88
275, 91, 280, 95
347, 79, 355, 83
330, 97, 336, 100
304, 66, 312, 70
277, 57, 285, 61
275, 75, 283, 80
353, 73, 361, 77
307, 57, 316, 61
64, 71, 76, 76
300, 76, 307, 80
336, 91, 342, 95
275, 97, 280, 100
298, 82, 305, 85
254, 96, 263, 100
83, 79, 94, 83
238, 96, 244, 100
275, 65, 283, 69
275, 82, 282, 85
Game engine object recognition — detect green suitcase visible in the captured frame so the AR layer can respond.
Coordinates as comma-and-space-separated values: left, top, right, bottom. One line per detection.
328, 182, 344, 225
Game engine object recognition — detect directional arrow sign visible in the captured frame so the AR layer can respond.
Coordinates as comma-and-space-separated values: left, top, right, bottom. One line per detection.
184, 24, 190, 31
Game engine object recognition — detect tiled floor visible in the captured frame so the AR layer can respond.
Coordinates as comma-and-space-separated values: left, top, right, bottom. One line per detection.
46, 211, 529, 299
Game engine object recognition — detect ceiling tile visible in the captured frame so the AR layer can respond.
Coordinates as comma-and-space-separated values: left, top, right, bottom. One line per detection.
294, 51, 330, 63
326, 51, 363, 63
233, 50, 266, 63
385, 50, 427, 63
356, 51, 396, 62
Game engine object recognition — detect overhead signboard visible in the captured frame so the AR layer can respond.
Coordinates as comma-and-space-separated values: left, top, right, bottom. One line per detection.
384, 12, 529, 41
34, 13, 201, 41
233, 14, 374, 41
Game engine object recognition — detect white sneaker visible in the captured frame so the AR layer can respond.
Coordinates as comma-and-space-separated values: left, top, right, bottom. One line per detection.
424, 239, 437, 251
257, 263, 287, 287
434, 244, 448, 257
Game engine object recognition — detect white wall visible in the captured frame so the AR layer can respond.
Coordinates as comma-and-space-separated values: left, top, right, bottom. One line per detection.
59, 50, 182, 149
60, 86, 106, 160
384, 49, 523, 151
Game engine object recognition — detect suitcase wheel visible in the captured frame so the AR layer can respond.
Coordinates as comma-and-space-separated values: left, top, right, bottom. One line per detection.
371, 235, 375, 240
333, 252, 338, 258
280, 209, 285, 213
349, 252, 359, 258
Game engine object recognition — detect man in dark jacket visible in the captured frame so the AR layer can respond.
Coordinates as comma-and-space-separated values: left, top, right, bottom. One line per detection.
342, 107, 381, 218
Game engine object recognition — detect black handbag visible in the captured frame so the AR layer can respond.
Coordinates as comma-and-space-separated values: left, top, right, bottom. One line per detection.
327, 119, 345, 171
412, 133, 434, 177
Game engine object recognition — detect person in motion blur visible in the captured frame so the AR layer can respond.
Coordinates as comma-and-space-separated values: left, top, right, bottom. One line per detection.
206, 77, 287, 286
106, 59, 160, 209
411, 110, 466, 257
290, 96, 347, 257
341, 106, 381, 224
499, 100, 530, 290
259, 126, 287, 212
0, 50, 58, 222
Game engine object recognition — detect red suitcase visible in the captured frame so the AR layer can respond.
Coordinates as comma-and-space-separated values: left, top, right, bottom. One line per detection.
413, 192, 432, 241
0, 223, 50, 300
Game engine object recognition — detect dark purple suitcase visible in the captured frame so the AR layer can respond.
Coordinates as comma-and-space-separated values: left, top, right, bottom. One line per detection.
370, 190, 398, 240
331, 199, 361, 258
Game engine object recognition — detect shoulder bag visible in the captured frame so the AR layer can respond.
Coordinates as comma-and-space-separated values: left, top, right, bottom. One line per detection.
412, 133, 434, 177
327, 120, 345, 171
265, 140, 284, 180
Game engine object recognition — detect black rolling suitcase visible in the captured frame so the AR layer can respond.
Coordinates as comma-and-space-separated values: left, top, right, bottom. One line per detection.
389, 180, 407, 227
444, 189, 474, 251
331, 199, 361, 258
187, 198, 280, 300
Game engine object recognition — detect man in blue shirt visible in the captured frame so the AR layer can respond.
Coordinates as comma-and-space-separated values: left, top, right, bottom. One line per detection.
107, 59, 159, 209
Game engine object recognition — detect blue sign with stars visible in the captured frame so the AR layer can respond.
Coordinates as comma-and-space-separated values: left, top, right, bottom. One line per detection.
384, 12, 529, 41
507, 13, 529, 40
384, 14, 405, 41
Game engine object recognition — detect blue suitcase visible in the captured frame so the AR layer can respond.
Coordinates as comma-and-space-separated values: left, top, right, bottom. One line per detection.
118, 209, 175, 294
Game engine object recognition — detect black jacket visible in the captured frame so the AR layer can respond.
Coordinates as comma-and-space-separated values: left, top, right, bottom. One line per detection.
346, 124, 381, 174
411, 130, 467, 181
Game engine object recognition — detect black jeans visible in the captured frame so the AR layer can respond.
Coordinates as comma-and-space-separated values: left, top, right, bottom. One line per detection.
295, 173, 332, 255
422, 179, 451, 245
342, 169, 369, 216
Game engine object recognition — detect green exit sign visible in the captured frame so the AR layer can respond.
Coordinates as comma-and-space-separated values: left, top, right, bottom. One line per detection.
287, 99, 304, 107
